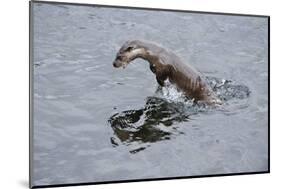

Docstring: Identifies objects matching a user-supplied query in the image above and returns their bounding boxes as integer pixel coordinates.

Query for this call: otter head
[113,40,146,69]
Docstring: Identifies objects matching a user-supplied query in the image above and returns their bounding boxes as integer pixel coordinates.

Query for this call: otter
[113,40,221,105]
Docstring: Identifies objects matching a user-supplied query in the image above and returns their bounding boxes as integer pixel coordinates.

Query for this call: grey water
[31,2,269,186]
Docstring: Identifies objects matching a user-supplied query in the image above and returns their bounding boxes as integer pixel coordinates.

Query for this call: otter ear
[126,46,134,51]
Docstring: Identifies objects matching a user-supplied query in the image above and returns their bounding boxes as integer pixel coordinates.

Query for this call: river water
[31,2,269,186]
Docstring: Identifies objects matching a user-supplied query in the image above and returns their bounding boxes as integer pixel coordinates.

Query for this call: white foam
[161,85,184,101]
[155,81,193,105]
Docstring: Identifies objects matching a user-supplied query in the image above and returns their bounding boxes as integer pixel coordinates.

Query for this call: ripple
[34,93,71,100]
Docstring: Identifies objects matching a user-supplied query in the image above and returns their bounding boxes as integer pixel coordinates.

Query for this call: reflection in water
[108,97,191,147]
[108,77,251,153]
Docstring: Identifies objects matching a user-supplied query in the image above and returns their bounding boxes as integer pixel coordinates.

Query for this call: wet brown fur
[113,40,221,105]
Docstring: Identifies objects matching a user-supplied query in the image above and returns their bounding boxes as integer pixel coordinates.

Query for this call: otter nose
[113,62,118,67]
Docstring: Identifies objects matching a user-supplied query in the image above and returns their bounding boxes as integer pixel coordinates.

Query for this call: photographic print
[30,1,269,188]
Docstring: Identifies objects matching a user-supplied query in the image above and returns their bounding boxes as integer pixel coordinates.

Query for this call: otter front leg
[156,74,167,86]
[150,64,156,73]
[156,76,164,86]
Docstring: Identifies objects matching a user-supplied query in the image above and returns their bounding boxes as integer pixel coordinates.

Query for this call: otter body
[113,40,221,105]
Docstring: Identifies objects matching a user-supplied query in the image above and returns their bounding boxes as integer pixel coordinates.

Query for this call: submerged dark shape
[108,97,191,147]
[113,40,222,105]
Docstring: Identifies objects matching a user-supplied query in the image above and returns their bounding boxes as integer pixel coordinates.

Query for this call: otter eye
[126,46,134,51]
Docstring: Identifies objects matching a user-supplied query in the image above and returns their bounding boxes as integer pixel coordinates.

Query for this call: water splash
[207,76,251,101]
[108,76,251,153]
[156,82,186,102]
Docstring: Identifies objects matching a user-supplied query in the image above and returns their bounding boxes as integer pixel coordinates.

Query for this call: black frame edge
[267,16,270,173]
[29,1,34,188]
[32,0,270,18]
[31,171,269,189]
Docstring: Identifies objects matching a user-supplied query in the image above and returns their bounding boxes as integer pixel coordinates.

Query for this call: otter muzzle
[113,60,128,69]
